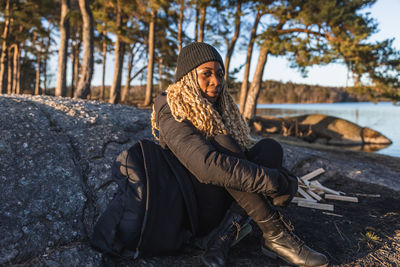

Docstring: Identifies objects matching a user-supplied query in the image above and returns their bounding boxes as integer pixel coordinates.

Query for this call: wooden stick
[298,183,309,189]
[308,180,328,195]
[312,180,346,195]
[322,212,343,217]
[333,221,346,241]
[297,177,309,188]
[297,188,315,201]
[325,194,358,203]
[312,180,322,186]
[291,197,316,203]
[314,189,325,196]
[300,168,325,182]
[355,193,381,198]
[310,182,341,196]
[307,189,322,201]
[298,201,334,211]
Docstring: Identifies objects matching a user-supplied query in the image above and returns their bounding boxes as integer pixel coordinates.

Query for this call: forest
[228,80,374,103]
[1,0,400,120]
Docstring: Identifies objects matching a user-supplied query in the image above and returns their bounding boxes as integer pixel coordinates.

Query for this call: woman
[151,42,329,267]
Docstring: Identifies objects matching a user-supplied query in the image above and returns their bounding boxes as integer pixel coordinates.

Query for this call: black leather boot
[201,209,251,267]
[259,212,328,267]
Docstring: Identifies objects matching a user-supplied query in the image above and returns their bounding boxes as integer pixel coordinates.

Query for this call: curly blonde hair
[151,69,254,150]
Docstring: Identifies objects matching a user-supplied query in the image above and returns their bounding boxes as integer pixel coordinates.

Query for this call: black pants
[191,135,283,235]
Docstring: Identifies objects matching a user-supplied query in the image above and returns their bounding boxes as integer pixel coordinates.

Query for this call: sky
[62,0,400,88]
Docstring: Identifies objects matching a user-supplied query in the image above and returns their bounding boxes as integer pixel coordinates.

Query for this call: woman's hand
[269,167,299,207]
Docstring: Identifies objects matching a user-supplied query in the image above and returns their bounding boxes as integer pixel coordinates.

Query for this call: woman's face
[196,61,224,103]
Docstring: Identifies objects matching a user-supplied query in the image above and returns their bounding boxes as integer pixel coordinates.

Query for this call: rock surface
[1,94,399,266]
[0,95,151,266]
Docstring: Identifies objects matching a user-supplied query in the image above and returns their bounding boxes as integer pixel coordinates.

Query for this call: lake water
[256,102,400,158]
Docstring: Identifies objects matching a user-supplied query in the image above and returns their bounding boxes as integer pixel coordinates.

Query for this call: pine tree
[92,0,111,100]
[223,0,242,83]
[239,3,265,113]
[0,0,11,94]
[108,0,126,104]
[143,6,156,106]
[74,0,94,99]
[68,7,83,97]
[55,0,70,97]
[177,0,184,52]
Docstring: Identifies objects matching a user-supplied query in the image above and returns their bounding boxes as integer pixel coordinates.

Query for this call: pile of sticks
[291,168,360,215]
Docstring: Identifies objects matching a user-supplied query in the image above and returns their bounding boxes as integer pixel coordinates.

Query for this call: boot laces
[279,213,304,247]
[220,217,242,242]
[233,221,241,241]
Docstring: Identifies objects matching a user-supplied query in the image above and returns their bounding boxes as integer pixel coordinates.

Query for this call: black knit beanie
[174,42,224,82]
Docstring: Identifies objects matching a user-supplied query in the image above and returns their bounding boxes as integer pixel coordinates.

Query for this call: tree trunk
[242,44,269,121]
[239,10,262,114]
[7,46,13,94]
[121,46,135,103]
[144,8,156,106]
[0,0,11,94]
[43,35,51,95]
[198,5,206,42]
[224,0,241,82]
[177,0,184,52]
[70,41,81,97]
[100,30,107,101]
[34,48,41,95]
[194,5,199,41]
[15,43,22,94]
[55,0,70,97]
[109,0,125,104]
[0,49,8,94]
[13,25,23,94]
[34,32,41,95]
[158,57,163,91]
[70,47,75,97]
[74,0,94,99]
[109,38,125,104]
[12,44,20,94]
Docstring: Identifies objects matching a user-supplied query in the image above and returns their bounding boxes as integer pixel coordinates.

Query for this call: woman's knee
[246,138,283,168]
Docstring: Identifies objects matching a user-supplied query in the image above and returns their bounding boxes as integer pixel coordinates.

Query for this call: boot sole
[261,246,328,267]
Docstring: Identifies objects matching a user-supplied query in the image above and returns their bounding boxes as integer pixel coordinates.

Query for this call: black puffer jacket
[154,93,282,196]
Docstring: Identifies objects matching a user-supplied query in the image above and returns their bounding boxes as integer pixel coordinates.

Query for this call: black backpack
[90,139,198,258]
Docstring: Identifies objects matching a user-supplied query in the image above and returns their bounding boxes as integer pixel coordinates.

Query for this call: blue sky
[76,0,400,88]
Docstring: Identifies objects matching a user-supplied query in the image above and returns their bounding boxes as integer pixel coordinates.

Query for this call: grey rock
[0,95,151,265]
